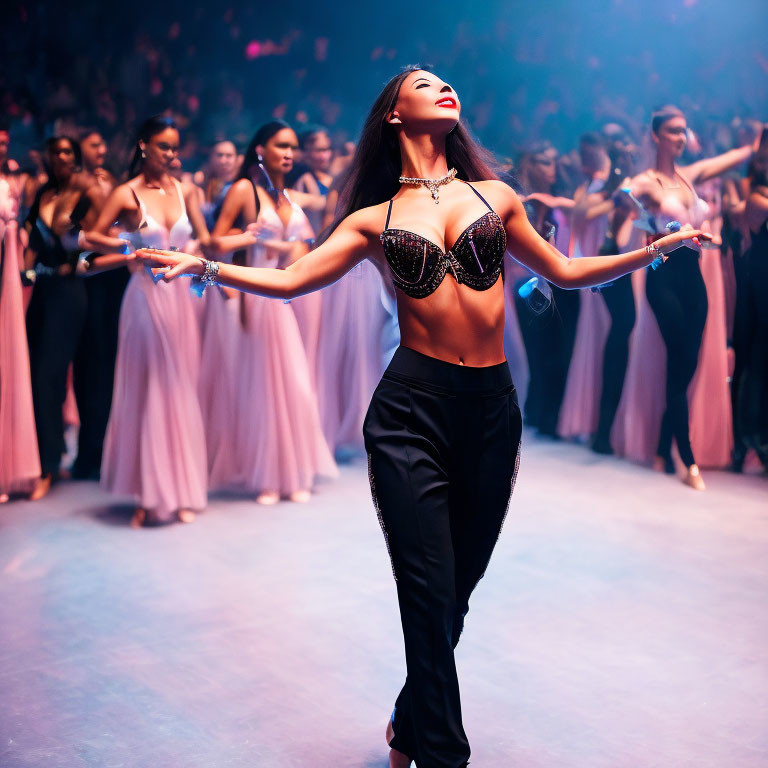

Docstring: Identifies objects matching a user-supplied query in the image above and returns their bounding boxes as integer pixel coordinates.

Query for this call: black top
[379,181,507,299]
[25,186,89,271]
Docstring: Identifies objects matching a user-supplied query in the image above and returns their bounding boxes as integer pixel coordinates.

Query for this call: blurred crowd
[1,0,766,514]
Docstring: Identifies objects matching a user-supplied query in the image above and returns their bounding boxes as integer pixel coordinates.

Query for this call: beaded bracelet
[190,258,221,296]
[647,242,668,271]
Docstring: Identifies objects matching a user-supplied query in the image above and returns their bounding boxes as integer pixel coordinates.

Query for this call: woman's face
[47,139,77,180]
[390,70,461,132]
[141,127,180,173]
[258,128,298,177]
[528,150,557,188]
[305,132,332,173]
[653,116,687,158]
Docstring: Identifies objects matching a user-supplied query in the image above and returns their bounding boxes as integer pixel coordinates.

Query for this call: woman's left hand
[136,248,204,281]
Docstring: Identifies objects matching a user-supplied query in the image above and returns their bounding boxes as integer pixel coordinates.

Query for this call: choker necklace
[398,168,457,204]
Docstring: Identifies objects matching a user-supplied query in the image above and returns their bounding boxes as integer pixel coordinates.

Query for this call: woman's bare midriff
[395,276,507,367]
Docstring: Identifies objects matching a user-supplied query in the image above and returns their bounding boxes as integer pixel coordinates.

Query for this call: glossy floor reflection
[1,434,766,767]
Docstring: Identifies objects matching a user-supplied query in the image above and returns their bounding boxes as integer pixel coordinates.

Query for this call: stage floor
[1,434,766,767]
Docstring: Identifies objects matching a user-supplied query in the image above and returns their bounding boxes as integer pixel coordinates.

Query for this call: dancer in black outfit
[514,144,578,436]
[630,106,758,490]
[590,143,638,454]
[23,137,98,499]
[140,67,708,768]
[737,145,768,466]
[71,130,128,480]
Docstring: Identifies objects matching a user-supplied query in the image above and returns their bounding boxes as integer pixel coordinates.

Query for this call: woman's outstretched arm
[497,183,711,289]
[138,208,374,299]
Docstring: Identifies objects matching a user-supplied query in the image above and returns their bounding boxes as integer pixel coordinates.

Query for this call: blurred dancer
[23,137,97,499]
[78,128,116,195]
[70,129,128,480]
[623,107,756,489]
[515,143,578,436]
[0,143,39,502]
[207,120,336,504]
[85,116,207,525]
[199,140,239,230]
[736,141,768,466]
[557,133,613,440]
[292,126,334,234]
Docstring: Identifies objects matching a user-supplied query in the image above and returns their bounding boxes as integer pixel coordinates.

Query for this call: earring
[141,151,146,158]
[257,154,263,163]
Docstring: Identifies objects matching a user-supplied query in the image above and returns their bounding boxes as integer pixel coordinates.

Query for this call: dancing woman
[205,120,336,504]
[23,137,98,500]
[85,116,208,526]
[628,106,757,489]
[141,68,709,768]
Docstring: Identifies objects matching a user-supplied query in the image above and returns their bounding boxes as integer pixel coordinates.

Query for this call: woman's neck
[143,168,170,188]
[398,132,449,180]
[528,178,552,194]
[655,151,676,178]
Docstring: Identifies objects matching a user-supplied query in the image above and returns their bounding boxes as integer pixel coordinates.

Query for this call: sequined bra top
[379,181,507,299]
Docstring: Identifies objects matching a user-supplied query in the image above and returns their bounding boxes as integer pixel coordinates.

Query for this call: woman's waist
[384,345,513,395]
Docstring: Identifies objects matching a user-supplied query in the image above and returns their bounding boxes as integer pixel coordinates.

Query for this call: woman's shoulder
[342,200,392,236]
[469,179,521,215]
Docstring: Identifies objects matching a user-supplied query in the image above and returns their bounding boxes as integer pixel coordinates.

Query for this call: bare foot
[0,493,9,504]
[256,491,280,506]
[389,748,412,768]
[29,475,52,502]
[288,489,311,503]
[177,508,196,523]
[130,507,147,528]
[682,464,706,491]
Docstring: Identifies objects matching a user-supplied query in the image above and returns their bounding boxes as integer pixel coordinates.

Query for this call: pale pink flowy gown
[557,211,611,439]
[315,260,389,455]
[101,181,207,520]
[233,197,337,495]
[0,193,41,494]
[688,216,733,467]
[197,280,241,490]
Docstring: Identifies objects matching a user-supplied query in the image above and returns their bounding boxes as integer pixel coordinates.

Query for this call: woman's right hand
[654,226,713,255]
[136,248,205,281]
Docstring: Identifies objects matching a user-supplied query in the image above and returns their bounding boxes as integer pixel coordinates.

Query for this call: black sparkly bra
[379,181,507,299]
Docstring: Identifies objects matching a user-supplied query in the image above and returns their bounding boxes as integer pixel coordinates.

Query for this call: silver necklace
[398,167,457,204]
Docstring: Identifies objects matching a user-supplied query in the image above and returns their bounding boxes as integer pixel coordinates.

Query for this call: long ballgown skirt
[234,286,337,495]
[315,262,388,455]
[0,220,41,493]
[101,269,207,519]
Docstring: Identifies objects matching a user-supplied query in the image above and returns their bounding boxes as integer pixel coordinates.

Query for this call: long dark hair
[238,120,293,202]
[318,65,497,243]
[128,115,178,178]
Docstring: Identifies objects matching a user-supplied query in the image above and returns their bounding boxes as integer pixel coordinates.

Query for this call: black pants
[73,268,129,477]
[515,282,579,435]
[26,275,88,476]
[594,274,636,447]
[734,243,768,460]
[363,347,523,768]
[645,248,708,468]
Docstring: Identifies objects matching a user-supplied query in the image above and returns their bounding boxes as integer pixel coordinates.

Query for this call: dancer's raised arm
[681,133,759,185]
[139,207,375,299]
[495,182,711,289]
